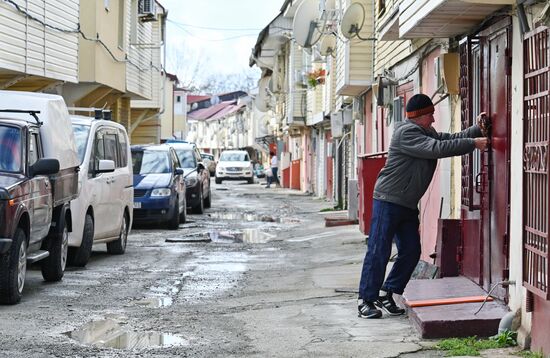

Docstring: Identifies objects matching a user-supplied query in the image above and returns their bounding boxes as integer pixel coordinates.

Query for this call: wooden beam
[76,86,114,108]
[0,75,31,90]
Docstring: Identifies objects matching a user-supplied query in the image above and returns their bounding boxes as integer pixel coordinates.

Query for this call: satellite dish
[254,76,270,112]
[340,2,365,39]
[319,34,336,56]
[292,0,324,48]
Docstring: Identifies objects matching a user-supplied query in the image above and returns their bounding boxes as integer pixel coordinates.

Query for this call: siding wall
[374,0,428,75]
[335,0,375,96]
[126,0,154,100]
[0,0,79,82]
[287,42,305,122]
[132,13,162,108]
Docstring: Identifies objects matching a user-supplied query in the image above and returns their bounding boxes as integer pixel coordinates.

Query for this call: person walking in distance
[265,151,279,188]
[357,94,489,319]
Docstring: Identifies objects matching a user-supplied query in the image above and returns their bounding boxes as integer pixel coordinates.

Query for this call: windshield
[132,150,171,174]
[71,123,91,164]
[201,154,213,161]
[175,149,196,168]
[220,152,246,162]
[0,125,22,172]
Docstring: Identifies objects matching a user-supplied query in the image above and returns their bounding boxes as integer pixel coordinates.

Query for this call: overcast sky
[160,0,284,86]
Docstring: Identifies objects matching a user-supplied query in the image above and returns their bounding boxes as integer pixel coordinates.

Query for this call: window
[103,133,119,164]
[89,133,105,177]
[118,129,128,167]
[0,125,22,172]
[132,150,170,174]
[71,124,91,164]
[176,95,181,103]
[28,132,39,166]
[175,149,196,168]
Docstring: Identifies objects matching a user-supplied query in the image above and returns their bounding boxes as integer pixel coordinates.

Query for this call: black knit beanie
[406,94,434,119]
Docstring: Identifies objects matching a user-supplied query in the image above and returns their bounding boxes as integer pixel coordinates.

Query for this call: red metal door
[460,19,511,299]
[485,24,511,298]
[460,36,483,285]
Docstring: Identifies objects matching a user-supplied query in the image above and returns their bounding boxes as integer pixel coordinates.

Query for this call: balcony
[399,0,514,39]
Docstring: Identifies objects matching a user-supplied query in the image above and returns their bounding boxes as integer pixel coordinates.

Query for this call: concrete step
[397,277,509,339]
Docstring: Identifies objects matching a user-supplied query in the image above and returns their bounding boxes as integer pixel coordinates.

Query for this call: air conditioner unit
[138,0,156,18]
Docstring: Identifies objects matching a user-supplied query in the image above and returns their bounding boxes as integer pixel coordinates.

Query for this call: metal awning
[398,0,514,39]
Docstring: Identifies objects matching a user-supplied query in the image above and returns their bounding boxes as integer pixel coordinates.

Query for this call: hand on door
[476,112,490,136]
[474,137,489,150]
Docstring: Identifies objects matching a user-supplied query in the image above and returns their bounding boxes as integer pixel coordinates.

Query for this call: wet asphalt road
[0,180,358,357]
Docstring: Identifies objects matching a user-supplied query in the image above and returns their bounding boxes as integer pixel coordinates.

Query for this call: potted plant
[307,68,326,88]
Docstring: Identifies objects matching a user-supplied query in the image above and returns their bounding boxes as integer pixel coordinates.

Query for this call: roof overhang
[378,7,400,41]
[250,15,292,69]
[398,0,514,39]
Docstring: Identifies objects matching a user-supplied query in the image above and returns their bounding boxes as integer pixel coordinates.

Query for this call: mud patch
[65,319,186,349]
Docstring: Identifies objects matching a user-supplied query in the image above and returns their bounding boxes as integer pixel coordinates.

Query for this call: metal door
[460,18,511,299]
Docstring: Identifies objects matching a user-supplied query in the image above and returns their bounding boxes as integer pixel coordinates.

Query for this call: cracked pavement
[0,180,438,357]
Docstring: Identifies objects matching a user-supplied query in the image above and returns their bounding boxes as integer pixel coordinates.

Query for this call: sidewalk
[222,185,521,357]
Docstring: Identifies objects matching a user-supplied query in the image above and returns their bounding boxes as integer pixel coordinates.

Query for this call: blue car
[131,144,186,229]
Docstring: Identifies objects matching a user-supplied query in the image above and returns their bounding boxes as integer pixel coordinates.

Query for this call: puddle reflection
[65,319,187,349]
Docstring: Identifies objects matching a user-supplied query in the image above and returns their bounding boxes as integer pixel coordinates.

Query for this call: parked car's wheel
[41,208,69,282]
[0,228,27,304]
[215,177,222,184]
[68,213,94,267]
[107,212,128,255]
[167,198,180,230]
[204,187,211,208]
[247,177,254,184]
[193,189,204,214]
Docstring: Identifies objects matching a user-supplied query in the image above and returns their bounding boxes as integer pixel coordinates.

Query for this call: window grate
[523,26,550,300]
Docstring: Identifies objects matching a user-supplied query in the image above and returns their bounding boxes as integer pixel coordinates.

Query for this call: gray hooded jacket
[373,119,482,209]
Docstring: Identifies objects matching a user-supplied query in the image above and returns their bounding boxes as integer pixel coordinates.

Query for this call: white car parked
[215,150,254,184]
[68,113,133,267]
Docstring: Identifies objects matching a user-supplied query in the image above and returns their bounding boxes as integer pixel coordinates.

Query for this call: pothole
[64,319,187,349]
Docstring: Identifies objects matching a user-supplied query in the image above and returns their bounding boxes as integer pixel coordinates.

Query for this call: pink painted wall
[419,47,443,263]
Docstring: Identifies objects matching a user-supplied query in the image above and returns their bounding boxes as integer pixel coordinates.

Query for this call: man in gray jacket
[358,93,489,319]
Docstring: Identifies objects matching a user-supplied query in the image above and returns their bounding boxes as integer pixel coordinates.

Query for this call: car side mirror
[96,159,115,173]
[175,167,184,175]
[30,158,60,177]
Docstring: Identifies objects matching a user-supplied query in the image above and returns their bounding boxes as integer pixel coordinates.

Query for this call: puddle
[150,280,181,295]
[65,319,187,349]
[166,233,211,243]
[208,229,275,243]
[239,229,276,243]
[134,297,173,307]
[208,212,300,224]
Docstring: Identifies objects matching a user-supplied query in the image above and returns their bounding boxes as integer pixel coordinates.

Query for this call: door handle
[475,172,482,194]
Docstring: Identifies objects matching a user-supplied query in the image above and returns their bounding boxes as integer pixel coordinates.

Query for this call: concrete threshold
[397,276,509,339]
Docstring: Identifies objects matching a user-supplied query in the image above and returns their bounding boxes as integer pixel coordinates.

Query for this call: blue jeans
[267,167,279,186]
[358,199,421,301]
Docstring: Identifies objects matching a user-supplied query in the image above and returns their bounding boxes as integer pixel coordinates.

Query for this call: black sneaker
[375,291,405,316]
[358,301,382,319]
